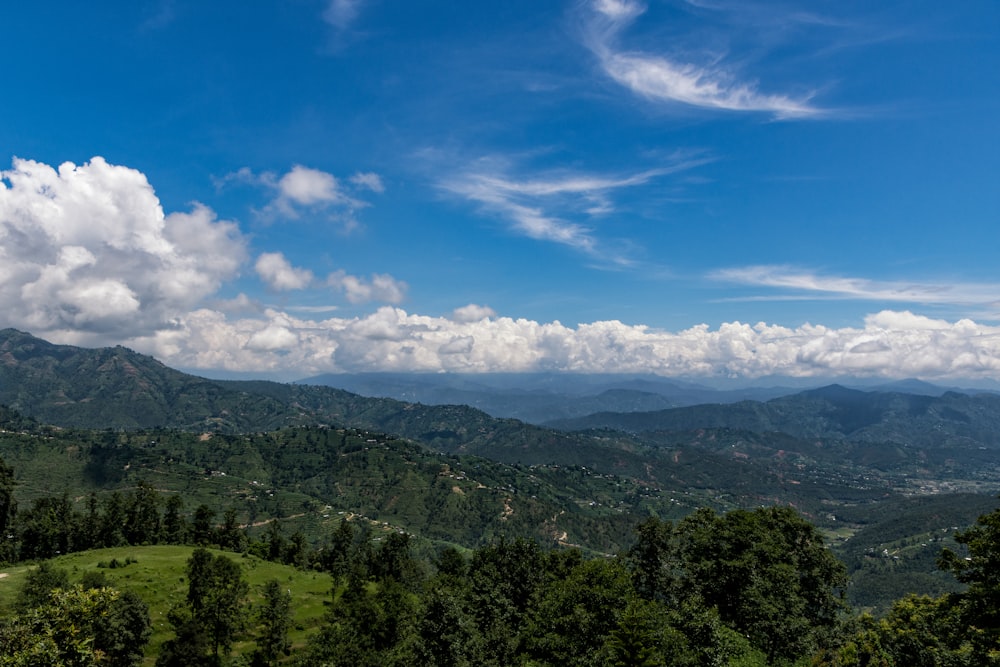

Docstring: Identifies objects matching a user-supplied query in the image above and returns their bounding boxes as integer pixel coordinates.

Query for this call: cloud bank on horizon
[1,1,998,382]
[2,155,999,382]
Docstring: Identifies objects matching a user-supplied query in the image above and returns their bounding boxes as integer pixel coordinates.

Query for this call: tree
[17,493,76,560]
[298,573,416,667]
[938,504,1000,661]
[371,532,419,585]
[603,598,665,667]
[284,529,308,568]
[1,585,149,667]
[184,548,249,660]
[93,589,152,667]
[125,480,161,545]
[156,606,213,667]
[162,494,187,544]
[412,585,480,667]
[625,516,677,604]
[675,506,847,663]
[15,561,70,612]
[522,557,633,666]
[321,517,355,578]
[191,505,216,546]
[217,507,245,552]
[0,456,17,564]
[468,537,545,665]
[265,519,286,562]
[100,491,127,548]
[252,579,293,667]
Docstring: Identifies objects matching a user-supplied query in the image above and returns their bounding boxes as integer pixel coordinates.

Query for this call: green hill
[0,544,332,665]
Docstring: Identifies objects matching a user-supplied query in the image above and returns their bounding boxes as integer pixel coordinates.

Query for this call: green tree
[125,481,161,545]
[297,573,417,667]
[100,491,127,548]
[162,494,187,544]
[603,598,665,667]
[17,493,76,560]
[675,506,847,663]
[0,456,17,564]
[156,606,213,667]
[321,517,355,578]
[0,585,149,667]
[938,504,1000,662]
[522,557,633,666]
[252,579,293,667]
[184,548,250,660]
[15,561,70,612]
[626,516,678,604]
[217,507,245,552]
[468,537,545,665]
[412,585,480,667]
[191,505,216,547]
[93,589,152,667]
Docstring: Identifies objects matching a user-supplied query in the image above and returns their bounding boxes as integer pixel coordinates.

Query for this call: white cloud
[441,158,706,264]
[279,165,341,206]
[323,0,364,30]
[594,0,646,24]
[255,252,315,291]
[222,164,382,229]
[350,172,385,193]
[583,0,822,118]
[711,265,1000,306]
[135,306,1000,382]
[247,324,300,351]
[0,156,246,339]
[327,270,408,304]
[452,304,497,322]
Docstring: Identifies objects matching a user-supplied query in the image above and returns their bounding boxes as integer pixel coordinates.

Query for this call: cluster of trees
[292,506,847,666]
[0,563,151,666]
[0,464,312,567]
[156,549,293,667]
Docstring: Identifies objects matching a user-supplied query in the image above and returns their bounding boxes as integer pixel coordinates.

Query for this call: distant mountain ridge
[548,383,1000,449]
[297,371,803,423]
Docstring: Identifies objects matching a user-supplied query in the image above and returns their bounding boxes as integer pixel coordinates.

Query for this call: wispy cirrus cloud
[323,0,366,30]
[582,0,823,119]
[440,154,710,265]
[711,265,1000,307]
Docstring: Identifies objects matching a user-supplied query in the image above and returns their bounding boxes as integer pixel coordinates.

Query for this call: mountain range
[3,327,1000,609]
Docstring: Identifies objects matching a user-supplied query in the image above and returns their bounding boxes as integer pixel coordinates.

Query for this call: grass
[0,545,334,665]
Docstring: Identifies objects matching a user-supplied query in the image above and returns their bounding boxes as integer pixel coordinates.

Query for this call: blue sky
[1,0,999,382]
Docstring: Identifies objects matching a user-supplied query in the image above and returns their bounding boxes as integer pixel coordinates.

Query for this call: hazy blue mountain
[549,383,1000,450]
[297,371,800,423]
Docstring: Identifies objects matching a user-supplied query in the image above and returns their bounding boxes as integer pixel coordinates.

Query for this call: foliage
[0,584,150,667]
[251,579,292,667]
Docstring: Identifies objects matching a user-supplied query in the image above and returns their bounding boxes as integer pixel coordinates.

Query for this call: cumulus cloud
[255,252,315,291]
[221,164,382,229]
[279,165,341,206]
[136,307,1000,382]
[582,0,822,118]
[0,156,246,340]
[452,304,497,322]
[327,270,408,304]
